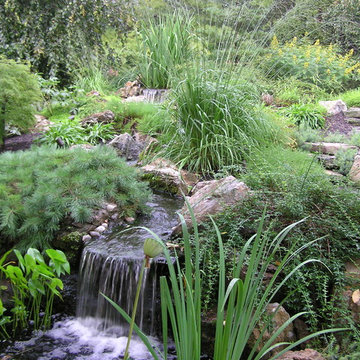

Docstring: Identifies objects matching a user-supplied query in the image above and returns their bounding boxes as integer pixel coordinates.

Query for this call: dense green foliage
[282,104,326,129]
[0,57,41,148]
[197,147,360,340]
[139,14,193,88]
[0,0,132,84]
[38,120,115,147]
[0,146,150,250]
[0,248,69,337]
[153,74,285,173]
[106,207,343,360]
[265,36,360,92]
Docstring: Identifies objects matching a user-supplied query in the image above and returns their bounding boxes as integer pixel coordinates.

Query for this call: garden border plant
[104,204,347,359]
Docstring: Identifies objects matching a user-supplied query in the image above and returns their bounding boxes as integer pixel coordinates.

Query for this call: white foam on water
[34,317,157,360]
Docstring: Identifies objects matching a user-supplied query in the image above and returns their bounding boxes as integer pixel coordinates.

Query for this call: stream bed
[0,192,182,360]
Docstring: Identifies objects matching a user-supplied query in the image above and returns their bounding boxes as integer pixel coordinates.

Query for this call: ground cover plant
[0,146,150,251]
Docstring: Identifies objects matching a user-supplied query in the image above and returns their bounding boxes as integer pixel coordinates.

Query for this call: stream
[1,192,183,360]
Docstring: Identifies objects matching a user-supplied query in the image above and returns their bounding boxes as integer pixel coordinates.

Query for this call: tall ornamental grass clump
[139,14,193,89]
[264,36,360,92]
[0,146,150,250]
[157,72,285,174]
[105,206,345,360]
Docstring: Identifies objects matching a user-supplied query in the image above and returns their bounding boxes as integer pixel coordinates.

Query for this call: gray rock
[141,158,199,195]
[32,114,54,133]
[111,213,119,220]
[82,235,91,242]
[101,223,108,229]
[346,117,360,125]
[172,176,250,234]
[69,144,94,151]
[125,216,135,224]
[345,107,360,118]
[305,142,358,155]
[89,231,101,238]
[91,209,109,226]
[277,349,325,360]
[324,170,344,177]
[108,133,144,160]
[319,100,347,115]
[249,303,296,358]
[81,110,115,126]
[349,153,360,183]
[95,225,106,233]
[106,204,117,212]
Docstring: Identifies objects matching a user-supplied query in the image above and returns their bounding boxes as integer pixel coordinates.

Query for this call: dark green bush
[0,0,132,84]
[0,146,150,250]
[0,56,42,148]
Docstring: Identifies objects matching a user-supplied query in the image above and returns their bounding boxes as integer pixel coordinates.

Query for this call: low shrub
[0,146,150,250]
[272,77,327,105]
[282,103,326,129]
[264,36,360,92]
[337,88,360,108]
[334,148,358,175]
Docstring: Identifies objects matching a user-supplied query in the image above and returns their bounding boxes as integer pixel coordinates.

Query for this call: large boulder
[80,110,115,127]
[249,303,296,358]
[277,349,325,360]
[172,176,250,234]
[349,152,360,183]
[108,133,145,161]
[141,158,199,195]
[319,100,347,115]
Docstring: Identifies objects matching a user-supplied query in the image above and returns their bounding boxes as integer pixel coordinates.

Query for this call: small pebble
[95,225,106,233]
[125,217,135,224]
[106,204,117,212]
[111,213,119,220]
[82,235,91,242]
[89,231,101,238]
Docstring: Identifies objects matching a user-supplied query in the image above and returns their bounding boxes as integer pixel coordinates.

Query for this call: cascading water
[143,89,169,103]
[1,192,182,360]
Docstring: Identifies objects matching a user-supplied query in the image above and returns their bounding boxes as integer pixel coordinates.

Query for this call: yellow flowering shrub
[265,35,360,92]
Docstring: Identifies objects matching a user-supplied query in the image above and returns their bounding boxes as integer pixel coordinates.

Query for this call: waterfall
[143,89,169,103]
[1,192,182,359]
[77,248,164,336]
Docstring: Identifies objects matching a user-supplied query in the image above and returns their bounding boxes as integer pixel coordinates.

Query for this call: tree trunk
[0,102,6,152]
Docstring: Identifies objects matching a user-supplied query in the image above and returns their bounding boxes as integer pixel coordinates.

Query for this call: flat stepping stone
[345,108,360,118]
[304,142,358,155]
[346,117,360,125]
